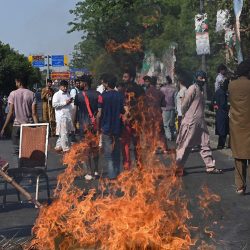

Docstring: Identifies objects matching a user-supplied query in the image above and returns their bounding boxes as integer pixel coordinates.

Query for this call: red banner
[51,72,70,80]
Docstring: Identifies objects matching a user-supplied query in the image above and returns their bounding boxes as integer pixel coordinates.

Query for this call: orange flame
[28,95,218,249]
[105,37,142,53]
[197,186,221,218]
[204,227,216,239]
[197,241,216,250]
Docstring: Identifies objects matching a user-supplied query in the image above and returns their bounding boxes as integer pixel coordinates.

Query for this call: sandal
[236,187,246,195]
[206,167,223,174]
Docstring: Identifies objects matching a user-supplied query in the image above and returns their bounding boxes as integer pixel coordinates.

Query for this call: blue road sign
[32,60,45,68]
[52,55,64,67]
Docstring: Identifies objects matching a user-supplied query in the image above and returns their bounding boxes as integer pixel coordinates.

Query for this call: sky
[0,0,82,57]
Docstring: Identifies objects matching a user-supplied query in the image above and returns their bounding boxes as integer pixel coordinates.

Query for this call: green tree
[70,35,104,69]
[69,0,250,94]
[69,0,186,76]
[217,0,250,57]
[0,42,41,95]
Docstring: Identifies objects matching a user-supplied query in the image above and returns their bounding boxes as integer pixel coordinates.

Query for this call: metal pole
[200,0,204,13]
[200,0,207,99]
[200,0,206,72]
[46,55,50,81]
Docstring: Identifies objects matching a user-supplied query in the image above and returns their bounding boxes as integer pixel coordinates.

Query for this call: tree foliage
[69,0,250,92]
[0,42,41,95]
[217,0,250,56]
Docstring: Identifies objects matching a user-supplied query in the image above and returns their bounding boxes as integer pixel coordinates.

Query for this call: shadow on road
[0,225,33,239]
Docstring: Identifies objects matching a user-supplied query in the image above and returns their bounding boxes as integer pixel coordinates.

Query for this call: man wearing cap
[176,71,222,175]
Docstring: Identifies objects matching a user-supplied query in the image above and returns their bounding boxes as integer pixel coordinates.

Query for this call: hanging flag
[233,0,244,63]
[225,29,236,48]
[216,10,230,32]
[195,13,210,55]
[234,0,243,17]
[224,28,237,62]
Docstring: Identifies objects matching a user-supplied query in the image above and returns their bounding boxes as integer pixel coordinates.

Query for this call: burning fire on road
[28,97,220,250]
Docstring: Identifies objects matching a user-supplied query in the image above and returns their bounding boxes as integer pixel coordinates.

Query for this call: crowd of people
[1,59,250,194]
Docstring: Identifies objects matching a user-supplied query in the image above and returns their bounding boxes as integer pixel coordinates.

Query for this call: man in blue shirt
[97,74,125,179]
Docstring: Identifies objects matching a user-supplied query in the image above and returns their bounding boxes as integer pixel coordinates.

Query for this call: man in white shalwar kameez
[52,80,74,152]
[176,71,222,175]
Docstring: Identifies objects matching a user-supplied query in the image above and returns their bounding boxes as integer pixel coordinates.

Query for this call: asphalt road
[0,132,249,249]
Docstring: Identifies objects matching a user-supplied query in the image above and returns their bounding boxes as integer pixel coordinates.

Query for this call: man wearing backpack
[160,76,177,142]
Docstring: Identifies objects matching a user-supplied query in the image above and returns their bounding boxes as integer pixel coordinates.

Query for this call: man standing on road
[70,78,80,100]
[97,73,109,94]
[228,59,250,195]
[176,78,187,132]
[215,64,227,92]
[0,74,38,167]
[74,75,101,180]
[121,69,144,170]
[41,79,54,122]
[176,71,222,175]
[214,79,229,149]
[70,78,80,142]
[97,74,125,179]
[144,76,166,152]
[161,76,176,142]
[52,80,74,153]
[41,79,55,135]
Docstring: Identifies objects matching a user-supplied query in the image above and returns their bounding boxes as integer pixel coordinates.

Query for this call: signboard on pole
[195,13,210,55]
[64,55,69,66]
[216,10,230,32]
[28,56,33,63]
[52,55,67,67]
[70,68,89,79]
[30,55,45,68]
[51,72,70,80]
